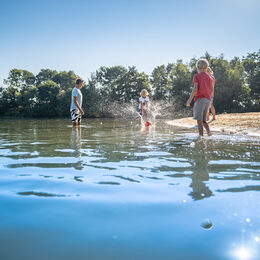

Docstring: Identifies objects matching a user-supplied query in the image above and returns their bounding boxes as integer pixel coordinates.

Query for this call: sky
[0,0,260,84]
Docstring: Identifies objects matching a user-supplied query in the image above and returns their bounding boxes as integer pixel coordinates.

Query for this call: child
[206,67,216,121]
[139,89,149,123]
[186,59,214,136]
[70,78,84,127]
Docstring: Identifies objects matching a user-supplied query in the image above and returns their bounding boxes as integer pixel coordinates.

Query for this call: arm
[186,83,198,107]
[211,79,215,97]
[73,96,84,115]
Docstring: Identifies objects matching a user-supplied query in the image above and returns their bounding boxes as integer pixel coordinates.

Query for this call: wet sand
[166,112,260,136]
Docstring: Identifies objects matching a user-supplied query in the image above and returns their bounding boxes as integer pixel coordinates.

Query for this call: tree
[2,69,36,115]
[53,70,78,90]
[111,66,150,102]
[36,69,57,85]
[150,65,169,100]
[243,50,260,111]
[35,80,60,117]
[82,74,102,117]
[168,60,192,105]
[210,56,249,113]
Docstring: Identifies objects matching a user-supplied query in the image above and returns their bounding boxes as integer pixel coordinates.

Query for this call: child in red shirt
[186,59,214,136]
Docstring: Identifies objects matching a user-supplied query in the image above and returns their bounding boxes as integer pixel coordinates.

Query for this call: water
[0,119,260,260]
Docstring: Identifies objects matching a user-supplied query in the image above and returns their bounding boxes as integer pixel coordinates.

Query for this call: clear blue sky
[0,0,260,84]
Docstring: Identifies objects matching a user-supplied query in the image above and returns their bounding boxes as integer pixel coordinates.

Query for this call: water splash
[102,100,182,124]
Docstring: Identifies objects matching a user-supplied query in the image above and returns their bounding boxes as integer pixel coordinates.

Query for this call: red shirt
[192,72,213,102]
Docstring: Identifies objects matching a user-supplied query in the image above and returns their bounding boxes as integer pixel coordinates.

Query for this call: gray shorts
[193,98,210,122]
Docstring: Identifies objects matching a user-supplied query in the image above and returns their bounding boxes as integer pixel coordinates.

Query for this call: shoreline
[166,112,260,137]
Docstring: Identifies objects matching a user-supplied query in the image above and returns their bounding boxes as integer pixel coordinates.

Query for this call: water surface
[0,119,260,260]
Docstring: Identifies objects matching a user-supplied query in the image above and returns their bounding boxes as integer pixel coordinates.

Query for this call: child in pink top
[186,59,214,136]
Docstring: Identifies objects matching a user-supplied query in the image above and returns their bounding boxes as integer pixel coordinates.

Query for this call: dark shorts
[193,98,211,122]
[70,109,82,123]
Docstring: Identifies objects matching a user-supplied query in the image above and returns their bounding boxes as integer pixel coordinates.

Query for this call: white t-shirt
[70,87,82,110]
[139,96,149,110]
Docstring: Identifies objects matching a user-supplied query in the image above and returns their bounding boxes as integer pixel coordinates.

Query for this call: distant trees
[242,50,260,111]
[0,50,259,118]
[0,69,78,117]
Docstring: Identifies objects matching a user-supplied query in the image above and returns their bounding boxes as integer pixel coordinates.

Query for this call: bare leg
[207,100,213,121]
[138,113,143,125]
[144,111,148,122]
[203,121,212,136]
[197,120,204,136]
[211,104,216,120]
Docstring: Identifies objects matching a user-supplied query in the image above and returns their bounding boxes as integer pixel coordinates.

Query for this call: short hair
[196,59,209,70]
[140,89,149,96]
[76,78,83,85]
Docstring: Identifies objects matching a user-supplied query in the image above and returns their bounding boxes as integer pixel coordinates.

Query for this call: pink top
[192,72,213,102]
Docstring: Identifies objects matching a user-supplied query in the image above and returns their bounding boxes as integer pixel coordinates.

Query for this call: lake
[0,119,259,260]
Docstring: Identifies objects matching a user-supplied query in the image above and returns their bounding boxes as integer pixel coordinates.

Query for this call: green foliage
[242,50,260,111]
[0,50,259,118]
[36,69,57,85]
[150,65,169,100]
[168,60,192,105]
[210,56,250,113]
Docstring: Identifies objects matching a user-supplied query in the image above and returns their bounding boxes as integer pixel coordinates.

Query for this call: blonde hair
[140,89,149,96]
[207,67,214,75]
[196,59,209,70]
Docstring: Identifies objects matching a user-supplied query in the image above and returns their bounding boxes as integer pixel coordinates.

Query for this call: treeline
[0,50,259,118]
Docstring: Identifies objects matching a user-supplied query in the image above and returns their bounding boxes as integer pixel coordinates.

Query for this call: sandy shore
[166,112,260,136]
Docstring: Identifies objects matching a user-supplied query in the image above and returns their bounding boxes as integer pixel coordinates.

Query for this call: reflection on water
[0,119,260,260]
[17,191,69,197]
[189,140,212,200]
[70,126,82,158]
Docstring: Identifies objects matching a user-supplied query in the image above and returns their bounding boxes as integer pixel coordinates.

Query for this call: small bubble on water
[200,219,213,230]
[255,236,259,242]
[233,212,238,217]
[183,199,186,203]
[246,218,250,223]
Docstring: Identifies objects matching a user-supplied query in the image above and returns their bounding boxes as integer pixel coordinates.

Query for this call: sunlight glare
[233,247,252,260]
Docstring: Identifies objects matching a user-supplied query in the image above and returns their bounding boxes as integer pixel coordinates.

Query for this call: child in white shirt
[139,89,149,122]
